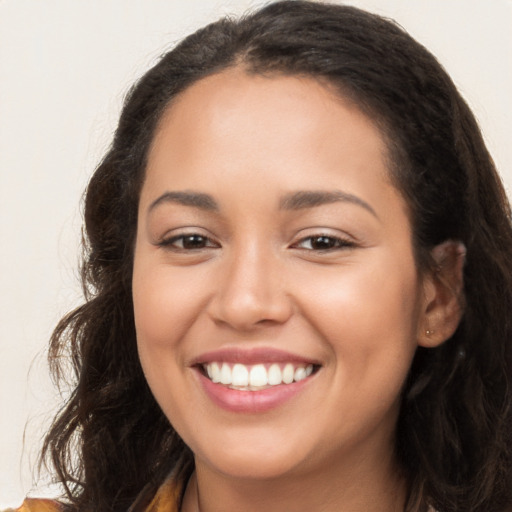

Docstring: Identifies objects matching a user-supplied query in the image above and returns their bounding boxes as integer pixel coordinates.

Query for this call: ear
[417,240,466,348]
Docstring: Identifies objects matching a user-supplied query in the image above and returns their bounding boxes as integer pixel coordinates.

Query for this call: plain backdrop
[1,0,511,507]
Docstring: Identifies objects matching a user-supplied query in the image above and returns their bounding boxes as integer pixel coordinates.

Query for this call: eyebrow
[148,189,377,218]
[279,190,378,218]
[149,191,219,212]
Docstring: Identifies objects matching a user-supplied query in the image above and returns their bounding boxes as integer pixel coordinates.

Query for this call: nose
[207,242,293,331]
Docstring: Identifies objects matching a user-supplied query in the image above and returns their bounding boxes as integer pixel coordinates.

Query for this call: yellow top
[9,480,442,511]
[12,476,181,512]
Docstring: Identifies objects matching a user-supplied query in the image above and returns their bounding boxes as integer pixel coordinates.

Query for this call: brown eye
[310,236,338,250]
[293,235,354,251]
[181,234,209,249]
[160,233,219,250]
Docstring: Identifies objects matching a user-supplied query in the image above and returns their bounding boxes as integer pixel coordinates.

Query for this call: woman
[15,1,512,511]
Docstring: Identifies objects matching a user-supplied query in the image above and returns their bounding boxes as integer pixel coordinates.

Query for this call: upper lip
[190,347,321,366]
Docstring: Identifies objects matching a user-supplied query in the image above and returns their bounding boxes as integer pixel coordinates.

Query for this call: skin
[132,68,460,512]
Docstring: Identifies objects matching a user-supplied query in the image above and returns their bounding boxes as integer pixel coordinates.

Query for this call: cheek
[132,258,208,349]
[298,255,421,375]
[306,263,421,435]
[132,254,216,421]
[132,259,201,420]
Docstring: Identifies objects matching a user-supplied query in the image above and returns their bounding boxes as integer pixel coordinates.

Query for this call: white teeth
[203,362,314,389]
[282,363,295,384]
[294,367,307,382]
[249,364,268,387]
[210,362,221,383]
[220,363,231,385]
[267,364,282,385]
[232,363,249,386]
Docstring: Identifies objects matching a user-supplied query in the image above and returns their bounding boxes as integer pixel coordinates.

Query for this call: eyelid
[290,231,357,251]
[156,228,221,251]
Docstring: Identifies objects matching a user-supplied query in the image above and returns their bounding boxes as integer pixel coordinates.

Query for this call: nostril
[208,293,293,330]
[206,254,294,329]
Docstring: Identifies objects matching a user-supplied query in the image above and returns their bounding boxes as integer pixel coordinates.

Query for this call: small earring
[426,329,434,336]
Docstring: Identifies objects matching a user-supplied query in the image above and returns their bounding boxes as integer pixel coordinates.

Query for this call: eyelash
[159,233,219,251]
[291,234,355,252]
[159,233,355,252]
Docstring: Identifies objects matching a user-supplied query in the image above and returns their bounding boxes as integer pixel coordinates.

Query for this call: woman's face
[133,69,431,481]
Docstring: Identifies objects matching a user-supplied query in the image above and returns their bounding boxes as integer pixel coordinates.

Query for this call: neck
[181,444,407,512]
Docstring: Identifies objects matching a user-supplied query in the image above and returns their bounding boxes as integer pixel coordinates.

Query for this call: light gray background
[1,0,511,506]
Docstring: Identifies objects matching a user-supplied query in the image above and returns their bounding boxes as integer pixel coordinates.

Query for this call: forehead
[147,68,391,184]
[140,68,413,257]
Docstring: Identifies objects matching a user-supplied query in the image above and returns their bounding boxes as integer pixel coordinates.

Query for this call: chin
[191,431,313,481]
[201,453,303,481]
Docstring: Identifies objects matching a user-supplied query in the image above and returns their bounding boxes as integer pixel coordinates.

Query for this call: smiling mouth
[201,362,318,391]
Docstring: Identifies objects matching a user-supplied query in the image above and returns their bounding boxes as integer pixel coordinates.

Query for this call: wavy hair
[41,2,512,511]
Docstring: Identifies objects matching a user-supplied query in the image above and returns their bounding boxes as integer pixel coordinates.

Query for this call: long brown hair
[42,2,512,510]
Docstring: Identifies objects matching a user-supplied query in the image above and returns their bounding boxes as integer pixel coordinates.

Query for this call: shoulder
[8,474,182,512]
[143,475,182,512]
[6,498,61,512]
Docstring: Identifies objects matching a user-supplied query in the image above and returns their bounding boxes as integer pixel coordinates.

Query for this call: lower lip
[197,370,314,413]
